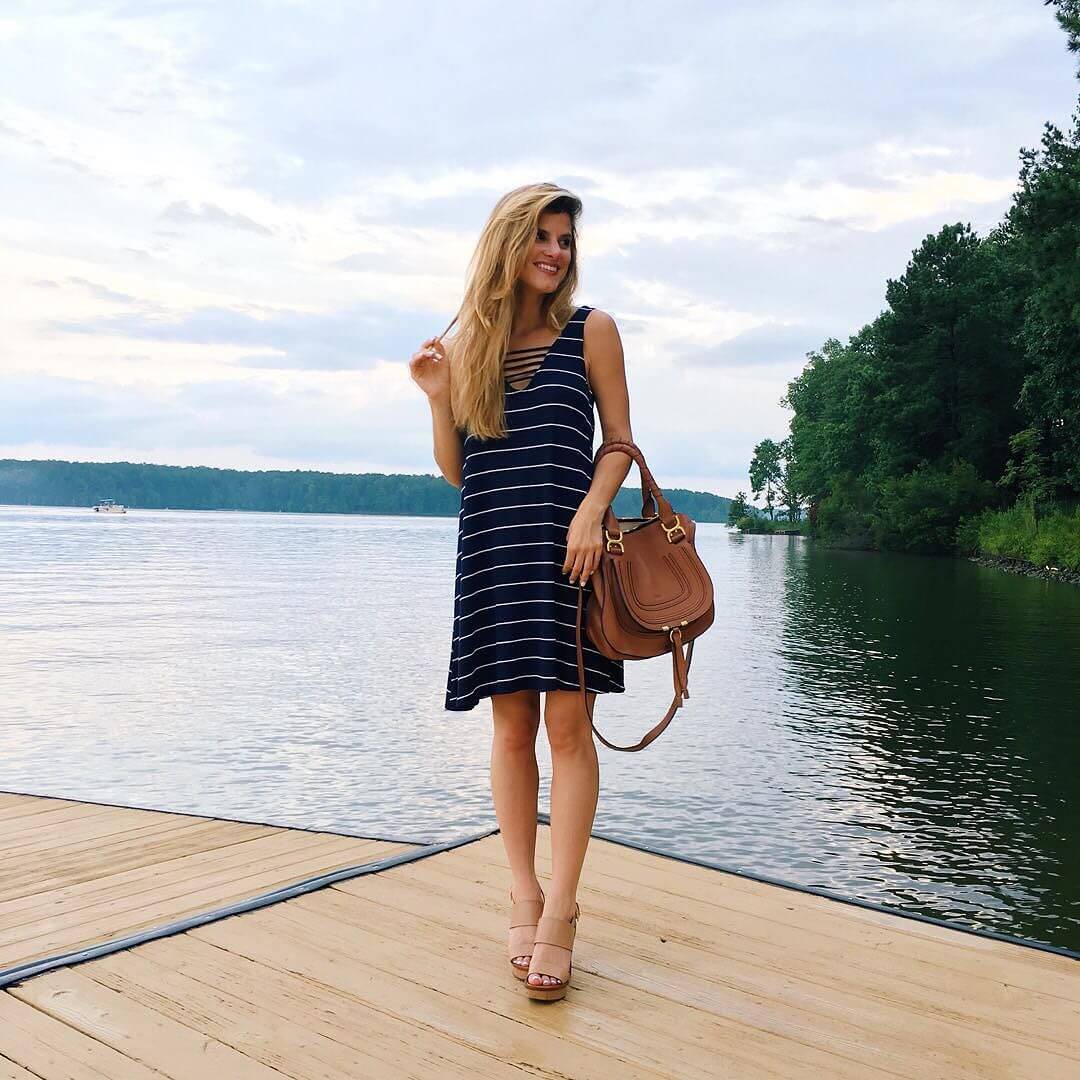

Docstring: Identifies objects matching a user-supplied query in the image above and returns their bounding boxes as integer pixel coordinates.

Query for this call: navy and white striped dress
[444,303,625,711]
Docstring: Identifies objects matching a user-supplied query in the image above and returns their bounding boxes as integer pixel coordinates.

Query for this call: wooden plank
[456,837,1080,998]
[0,835,408,969]
[129,933,548,1079]
[88,947,511,1080]
[4,818,237,875]
[0,821,265,903]
[0,795,419,973]
[0,793,34,808]
[0,821,251,914]
[10,970,287,1079]
[0,798,78,822]
[0,834,398,930]
[0,991,166,1079]
[191,907,685,1080]
[1,832,330,955]
[353,854,1077,1077]
[3,820,291,889]
[249,897,847,1079]
[525,830,1078,973]
[1,814,192,860]
[0,1056,39,1080]
[0,804,127,847]
[441,846,1080,1052]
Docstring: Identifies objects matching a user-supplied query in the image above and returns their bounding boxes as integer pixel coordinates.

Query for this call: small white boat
[92,499,127,514]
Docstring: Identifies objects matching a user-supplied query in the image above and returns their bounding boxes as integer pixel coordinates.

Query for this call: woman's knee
[492,690,541,752]
[543,690,595,754]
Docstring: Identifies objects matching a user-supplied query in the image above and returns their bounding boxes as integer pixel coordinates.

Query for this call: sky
[2,1,1077,502]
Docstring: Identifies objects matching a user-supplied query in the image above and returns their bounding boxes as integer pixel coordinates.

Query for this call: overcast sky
[2,1,1076,501]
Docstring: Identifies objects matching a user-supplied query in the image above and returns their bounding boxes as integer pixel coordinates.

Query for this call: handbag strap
[575,584,694,752]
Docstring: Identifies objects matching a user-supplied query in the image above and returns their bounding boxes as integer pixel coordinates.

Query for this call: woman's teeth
[536,262,558,274]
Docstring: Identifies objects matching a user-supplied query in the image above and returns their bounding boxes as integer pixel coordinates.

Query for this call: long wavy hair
[444,182,582,442]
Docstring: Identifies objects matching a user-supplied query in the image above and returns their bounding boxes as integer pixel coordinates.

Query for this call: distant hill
[0,458,737,523]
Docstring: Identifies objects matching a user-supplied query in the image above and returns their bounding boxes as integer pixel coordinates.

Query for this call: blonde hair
[443,182,582,441]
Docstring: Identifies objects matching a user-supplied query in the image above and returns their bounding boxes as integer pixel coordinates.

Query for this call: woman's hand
[563,504,604,586]
[409,337,451,402]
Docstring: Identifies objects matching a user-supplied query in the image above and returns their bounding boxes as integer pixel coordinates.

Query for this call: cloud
[48,301,435,371]
[67,276,140,304]
[690,323,829,370]
[160,199,275,236]
[0,367,436,470]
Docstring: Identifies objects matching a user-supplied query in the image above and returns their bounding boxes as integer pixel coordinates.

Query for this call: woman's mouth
[534,261,560,276]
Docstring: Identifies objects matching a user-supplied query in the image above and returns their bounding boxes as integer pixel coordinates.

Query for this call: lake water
[1,505,1077,952]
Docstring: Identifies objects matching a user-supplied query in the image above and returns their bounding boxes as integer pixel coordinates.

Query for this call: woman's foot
[508,882,545,976]
[526,899,580,999]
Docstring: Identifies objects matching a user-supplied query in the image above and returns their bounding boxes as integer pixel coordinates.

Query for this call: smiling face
[519,209,573,294]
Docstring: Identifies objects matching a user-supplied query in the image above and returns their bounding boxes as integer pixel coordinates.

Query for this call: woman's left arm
[563,309,634,585]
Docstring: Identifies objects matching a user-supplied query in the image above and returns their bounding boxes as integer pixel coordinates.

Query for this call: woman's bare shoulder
[583,306,618,331]
[582,307,623,352]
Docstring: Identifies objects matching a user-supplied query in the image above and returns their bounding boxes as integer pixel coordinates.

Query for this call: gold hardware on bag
[662,514,686,542]
[604,527,624,553]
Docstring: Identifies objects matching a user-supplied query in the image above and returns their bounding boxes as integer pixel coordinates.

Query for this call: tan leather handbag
[575,440,715,752]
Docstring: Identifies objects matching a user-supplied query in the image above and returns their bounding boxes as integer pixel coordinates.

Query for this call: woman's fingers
[413,337,445,361]
[564,542,605,583]
[565,553,588,584]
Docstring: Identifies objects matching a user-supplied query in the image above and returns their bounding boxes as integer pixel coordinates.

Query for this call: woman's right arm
[429,392,464,489]
[411,335,464,488]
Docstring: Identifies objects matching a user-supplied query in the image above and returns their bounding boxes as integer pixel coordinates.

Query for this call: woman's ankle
[511,874,544,900]
[541,893,578,920]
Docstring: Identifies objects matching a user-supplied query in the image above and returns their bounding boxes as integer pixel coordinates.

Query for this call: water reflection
[779,543,1080,948]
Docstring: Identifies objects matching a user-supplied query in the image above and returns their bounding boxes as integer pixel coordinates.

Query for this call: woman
[409,182,634,1001]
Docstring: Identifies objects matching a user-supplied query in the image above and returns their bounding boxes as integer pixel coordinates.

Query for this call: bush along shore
[734,11,1080,586]
[966,553,1080,586]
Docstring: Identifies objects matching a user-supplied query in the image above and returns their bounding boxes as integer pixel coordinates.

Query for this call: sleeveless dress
[444,303,625,711]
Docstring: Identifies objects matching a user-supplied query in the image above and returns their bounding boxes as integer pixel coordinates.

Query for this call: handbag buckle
[662,514,686,542]
[604,527,624,553]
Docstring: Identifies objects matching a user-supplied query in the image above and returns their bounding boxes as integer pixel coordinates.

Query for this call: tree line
[0,458,736,524]
[731,2,1080,570]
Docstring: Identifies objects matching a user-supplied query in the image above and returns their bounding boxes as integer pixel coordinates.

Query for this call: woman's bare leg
[490,688,544,967]
[528,687,598,988]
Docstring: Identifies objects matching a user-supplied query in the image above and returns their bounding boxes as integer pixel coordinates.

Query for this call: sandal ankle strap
[509,897,545,928]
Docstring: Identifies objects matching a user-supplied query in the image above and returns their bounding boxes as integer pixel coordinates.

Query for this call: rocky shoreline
[967,553,1080,586]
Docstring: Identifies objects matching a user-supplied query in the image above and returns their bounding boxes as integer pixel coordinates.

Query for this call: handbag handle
[594,440,677,525]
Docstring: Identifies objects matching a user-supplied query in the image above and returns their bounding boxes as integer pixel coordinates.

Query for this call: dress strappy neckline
[503,326,571,394]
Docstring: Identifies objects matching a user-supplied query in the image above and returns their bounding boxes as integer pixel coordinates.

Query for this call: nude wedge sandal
[508,887,545,980]
[524,902,579,1001]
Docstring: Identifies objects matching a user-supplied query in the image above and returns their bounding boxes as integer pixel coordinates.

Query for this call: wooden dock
[1,791,1078,1078]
